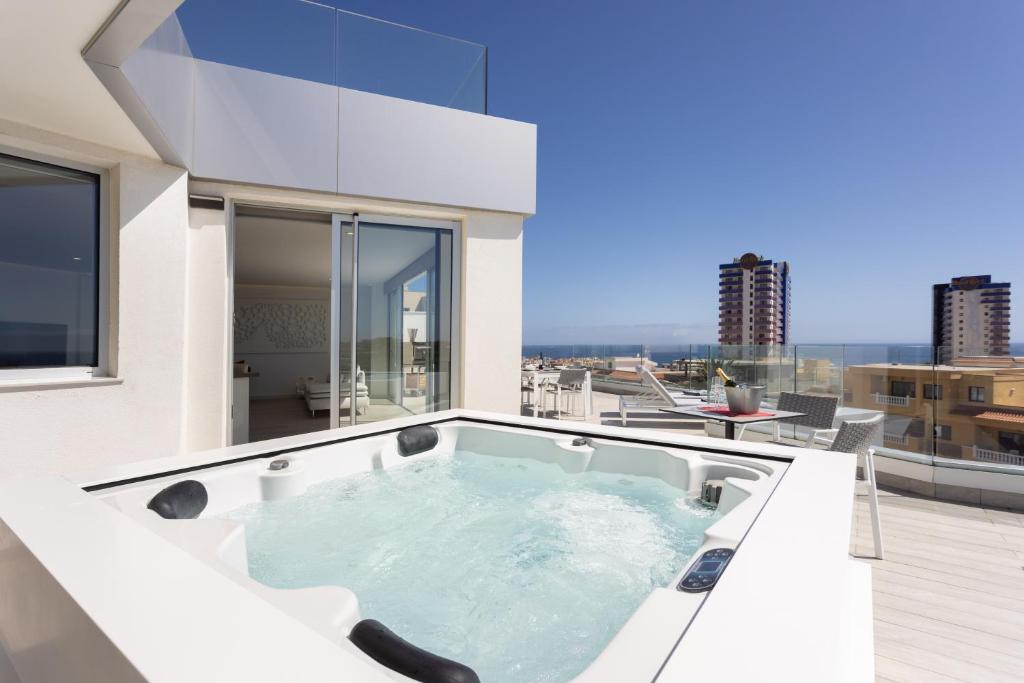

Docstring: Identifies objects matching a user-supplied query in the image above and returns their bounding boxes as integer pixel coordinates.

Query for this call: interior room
[232,205,452,443]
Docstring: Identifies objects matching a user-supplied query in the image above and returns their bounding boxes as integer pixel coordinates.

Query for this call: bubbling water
[223,451,720,682]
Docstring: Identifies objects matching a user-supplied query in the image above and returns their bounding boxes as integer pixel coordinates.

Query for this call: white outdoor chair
[521,374,550,417]
[521,374,537,408]
[544,369,588,419]
[619,366,704,426]
[826,414,885,559]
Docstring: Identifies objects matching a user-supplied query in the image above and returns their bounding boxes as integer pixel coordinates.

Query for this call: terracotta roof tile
[974,410,1024,425]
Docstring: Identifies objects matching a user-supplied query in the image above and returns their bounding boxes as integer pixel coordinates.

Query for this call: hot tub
[0,411,874,683]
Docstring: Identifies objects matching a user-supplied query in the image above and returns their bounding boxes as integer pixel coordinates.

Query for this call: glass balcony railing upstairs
[175,0,487,113]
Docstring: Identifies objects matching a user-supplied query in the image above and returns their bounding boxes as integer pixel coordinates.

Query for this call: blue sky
[199,0,1024,344]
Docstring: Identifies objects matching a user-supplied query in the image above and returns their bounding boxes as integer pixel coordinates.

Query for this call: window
[968,386,985,402]
[998,431,1024,455]
[0,153,100,374]
[890,380,916,398]
[933,424,951,440]
[923,383,943,400]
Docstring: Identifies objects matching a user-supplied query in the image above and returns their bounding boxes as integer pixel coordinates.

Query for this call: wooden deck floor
[851,486,1024,682]
[573,392,1024,682]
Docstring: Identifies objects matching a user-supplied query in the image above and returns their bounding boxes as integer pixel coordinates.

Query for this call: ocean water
[523,343,1024,367]
[222,451,719,682]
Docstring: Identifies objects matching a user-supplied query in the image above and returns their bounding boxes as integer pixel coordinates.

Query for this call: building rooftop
[847,362,1024,373]
[971,409,1024,425]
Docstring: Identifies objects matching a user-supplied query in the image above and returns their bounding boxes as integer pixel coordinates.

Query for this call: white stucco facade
[0,126,191,475]
[0,1,534,475]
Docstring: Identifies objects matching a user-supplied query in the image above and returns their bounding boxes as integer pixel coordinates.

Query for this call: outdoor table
[660,405,806,440]
[521,369,592,419]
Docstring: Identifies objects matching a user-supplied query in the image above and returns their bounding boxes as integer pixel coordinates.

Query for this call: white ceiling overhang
[0,0,167,159]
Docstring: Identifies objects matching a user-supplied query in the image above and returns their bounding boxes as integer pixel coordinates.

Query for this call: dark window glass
[998,431,1024,455]
[923,383,943,400]
[933,424,951,440]
[969,386,985,402]
[890,380,916,398]
[0,154,99,368]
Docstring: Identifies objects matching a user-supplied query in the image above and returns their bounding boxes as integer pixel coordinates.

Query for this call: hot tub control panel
[677,548,734,592]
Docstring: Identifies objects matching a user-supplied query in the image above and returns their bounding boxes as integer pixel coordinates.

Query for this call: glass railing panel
[174,0,487,113]
[793,345,844,398]
[707,344,790,405]
[518,340,1024,477]
[176,0,336,85]
[842,345,934,458]
[646,345,707,393]
[337,10,487,113]
[939,348,1024,468]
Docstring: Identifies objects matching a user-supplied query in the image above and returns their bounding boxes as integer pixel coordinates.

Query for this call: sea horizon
[523,342,1024,366]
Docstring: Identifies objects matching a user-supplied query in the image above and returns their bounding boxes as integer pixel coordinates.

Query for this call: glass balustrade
[175,0,487,113]
[521,342,1024,475]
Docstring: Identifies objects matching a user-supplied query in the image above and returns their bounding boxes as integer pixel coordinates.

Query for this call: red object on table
[699,407,775,418]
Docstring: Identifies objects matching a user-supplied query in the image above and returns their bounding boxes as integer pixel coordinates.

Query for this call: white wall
[0,0,157,160]
[193,60,339,193]
[184,205,228,452]
[337,88,536,214]
[0,0,530,494]
[190,61,536,213]
[461,211,524,414]
[0,127,191,476]
[0,124,525,476]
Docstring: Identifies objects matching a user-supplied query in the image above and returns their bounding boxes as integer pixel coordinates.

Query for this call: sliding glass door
[232,208,455,443]
[231,206,341,444]
[349,220,453,425]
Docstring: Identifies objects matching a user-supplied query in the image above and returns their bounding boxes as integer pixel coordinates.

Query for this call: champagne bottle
[715,367,737,387]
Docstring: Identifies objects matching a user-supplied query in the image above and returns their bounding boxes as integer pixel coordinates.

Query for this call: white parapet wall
[97,11,537,215]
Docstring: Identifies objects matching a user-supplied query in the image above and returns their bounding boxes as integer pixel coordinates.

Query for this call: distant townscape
[522,255,1021,466]
[527,252,1013,359]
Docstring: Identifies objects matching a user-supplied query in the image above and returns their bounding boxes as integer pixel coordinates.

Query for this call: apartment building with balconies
[844,360,1024,464]
[718,252,790,346]
[932,275,1011,363]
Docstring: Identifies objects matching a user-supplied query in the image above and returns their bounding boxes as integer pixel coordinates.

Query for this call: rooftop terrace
[546,390,1024,682]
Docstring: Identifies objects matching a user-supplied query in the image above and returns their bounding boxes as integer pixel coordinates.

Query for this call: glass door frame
[227,200,460,442]
[343,213,461,426]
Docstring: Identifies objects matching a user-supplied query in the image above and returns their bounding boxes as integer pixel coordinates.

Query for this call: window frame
[890,380,916,398]
[968,386,985,403]
[923,383,943,400]
[0,147,109,381]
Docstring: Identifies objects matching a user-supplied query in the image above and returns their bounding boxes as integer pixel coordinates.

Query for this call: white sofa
[299,370,369,416]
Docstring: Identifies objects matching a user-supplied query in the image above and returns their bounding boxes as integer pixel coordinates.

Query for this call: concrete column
[459,212,523,414]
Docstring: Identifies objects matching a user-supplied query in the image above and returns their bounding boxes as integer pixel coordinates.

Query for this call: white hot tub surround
[0,411,873,682]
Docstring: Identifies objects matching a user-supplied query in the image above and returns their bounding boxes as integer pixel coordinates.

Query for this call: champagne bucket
[724,385,766,414]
